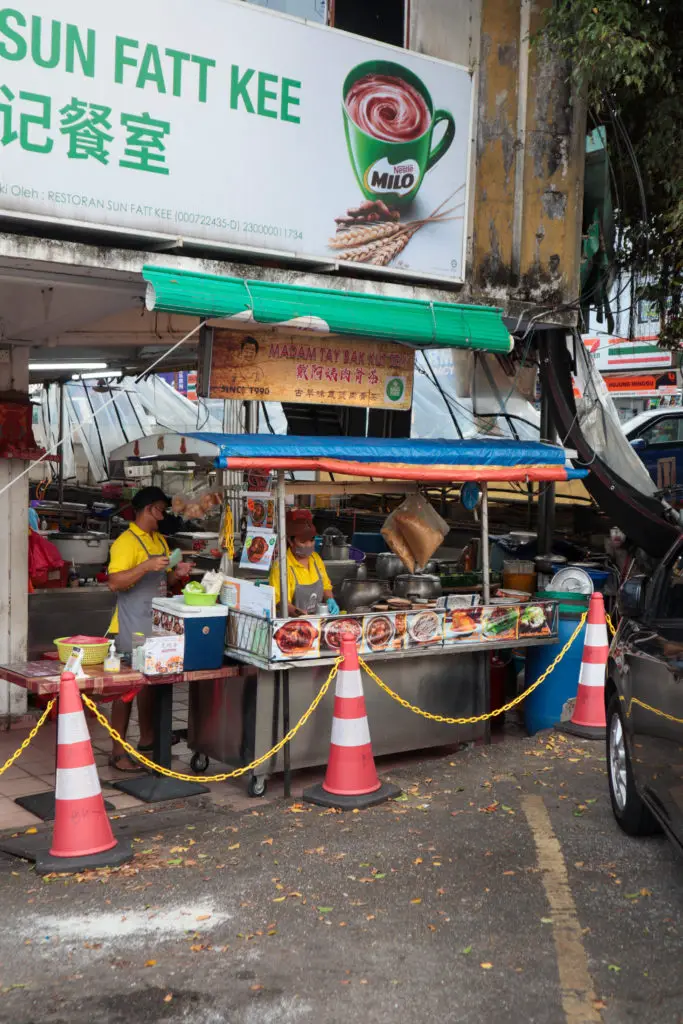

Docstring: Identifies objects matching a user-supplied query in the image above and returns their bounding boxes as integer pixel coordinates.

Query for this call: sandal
[108,754,143,774]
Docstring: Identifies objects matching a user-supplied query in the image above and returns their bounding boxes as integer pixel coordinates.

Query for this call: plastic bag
[380,521,415,573]
[28,531,64,575]
[381,493,449,572]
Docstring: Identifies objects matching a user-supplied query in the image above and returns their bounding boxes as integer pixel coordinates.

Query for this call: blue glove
[327,597,340,615]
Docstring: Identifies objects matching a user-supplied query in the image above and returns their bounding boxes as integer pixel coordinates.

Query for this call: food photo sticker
[362,611,403,653]
[272,618,321,661]
[246,492,275,531]
[444,606,484,643]
[239,529,277,572]
[320,615,364,655]
[518,601,556,638]
[405,609,444,647]
[480,605,520,643]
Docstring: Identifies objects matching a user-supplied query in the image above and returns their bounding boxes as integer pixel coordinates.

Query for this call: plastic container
[503,560,536,595]
[523,597,589,734]
[183,588,219,606]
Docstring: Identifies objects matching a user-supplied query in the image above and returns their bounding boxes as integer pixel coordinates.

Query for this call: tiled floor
[0,686,509,831]
[0,684,272,830]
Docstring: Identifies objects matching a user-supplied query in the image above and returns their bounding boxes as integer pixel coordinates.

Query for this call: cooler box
[152,597,228,672]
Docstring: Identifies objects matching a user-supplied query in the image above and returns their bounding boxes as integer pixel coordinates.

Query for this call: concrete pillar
[0,344,29,721]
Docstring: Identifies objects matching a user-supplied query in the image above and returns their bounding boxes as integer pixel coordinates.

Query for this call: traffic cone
[303,633,401,809]
[34,672,132,875]
[557,593,608,740]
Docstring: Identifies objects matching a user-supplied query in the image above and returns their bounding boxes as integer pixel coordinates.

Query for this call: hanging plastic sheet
[571,334,656,496]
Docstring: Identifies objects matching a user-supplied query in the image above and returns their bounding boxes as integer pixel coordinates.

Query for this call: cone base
[15,791,115,822]
[303,780,402,810]
[556,721,606,741]
[113,775,209,803]
[0,832,132,874]
[37,839,132,875]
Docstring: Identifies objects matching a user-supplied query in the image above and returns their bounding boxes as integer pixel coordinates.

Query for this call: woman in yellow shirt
[269,511,339,617]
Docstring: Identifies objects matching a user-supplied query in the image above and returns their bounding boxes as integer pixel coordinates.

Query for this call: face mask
[294,543,314,558]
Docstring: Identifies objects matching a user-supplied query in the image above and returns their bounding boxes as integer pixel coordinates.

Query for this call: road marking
[522,795,601,1023]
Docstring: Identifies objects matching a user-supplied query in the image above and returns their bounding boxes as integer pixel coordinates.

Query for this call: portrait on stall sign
[206,328,415,409]
[212,335,266,389]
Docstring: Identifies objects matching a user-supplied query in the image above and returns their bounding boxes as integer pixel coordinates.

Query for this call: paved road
[0,731,682,1024]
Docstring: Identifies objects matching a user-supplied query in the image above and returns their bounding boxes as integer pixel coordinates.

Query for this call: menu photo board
[199,329,414,410]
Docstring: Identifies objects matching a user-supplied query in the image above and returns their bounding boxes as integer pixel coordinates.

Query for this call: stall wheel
[190,752,210,774]
[247,775,267,798]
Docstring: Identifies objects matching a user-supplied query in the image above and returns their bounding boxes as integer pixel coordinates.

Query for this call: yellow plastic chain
[605,612,617,637]
[359,612,588,725]
[0,699,55,777]
[220,504,235,562]
[81,659,341,782]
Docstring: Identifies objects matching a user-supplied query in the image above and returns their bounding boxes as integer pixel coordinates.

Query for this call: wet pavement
[0,730,682,1024]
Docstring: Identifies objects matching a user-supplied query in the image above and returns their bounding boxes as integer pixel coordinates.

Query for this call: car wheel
[606,694,659,836]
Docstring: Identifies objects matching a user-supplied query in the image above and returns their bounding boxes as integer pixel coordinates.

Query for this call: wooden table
[0,660,242,812]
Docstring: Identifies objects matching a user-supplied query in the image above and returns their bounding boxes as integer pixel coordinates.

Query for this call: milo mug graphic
[343,60,455,208]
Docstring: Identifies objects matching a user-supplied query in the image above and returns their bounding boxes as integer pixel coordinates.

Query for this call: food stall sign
[202,329,414,410]
[0,0,473,284]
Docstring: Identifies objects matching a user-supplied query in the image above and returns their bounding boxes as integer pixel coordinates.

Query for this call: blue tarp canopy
[180,433,587,483]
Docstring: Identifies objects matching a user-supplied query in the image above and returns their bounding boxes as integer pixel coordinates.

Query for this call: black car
[607,537,683,843]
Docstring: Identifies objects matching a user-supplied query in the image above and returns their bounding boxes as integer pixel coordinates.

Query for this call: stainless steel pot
[376,551,408,580]
[321,540,351,561]
[340,578,389,612]
[48,531,110,568]
[323,559,358,592]
[393,574,443,600]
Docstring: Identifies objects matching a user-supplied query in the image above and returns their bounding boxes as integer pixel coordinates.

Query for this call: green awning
[142,266,513,353]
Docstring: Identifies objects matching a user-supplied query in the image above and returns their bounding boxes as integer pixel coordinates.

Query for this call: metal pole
[275,469,291,797]
[276,470,288,619]
[481,481,490,604]
[247,401,259,435]
[220,399,237,576]
[57,382,65,507]
[537,353,556,555]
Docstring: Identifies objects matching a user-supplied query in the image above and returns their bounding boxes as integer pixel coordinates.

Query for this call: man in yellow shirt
[107,487,193,772]
[268,510,339,616]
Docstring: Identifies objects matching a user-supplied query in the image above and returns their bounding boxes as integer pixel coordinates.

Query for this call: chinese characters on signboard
[0,2,472,282]
[201,330,414,410]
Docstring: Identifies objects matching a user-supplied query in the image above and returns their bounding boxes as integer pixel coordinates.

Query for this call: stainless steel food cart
[111,433,587,796]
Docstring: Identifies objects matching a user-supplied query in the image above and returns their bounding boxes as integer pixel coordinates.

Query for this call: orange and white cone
[304,633,401,809]
[558,593,608,740]
[35,672,132,875]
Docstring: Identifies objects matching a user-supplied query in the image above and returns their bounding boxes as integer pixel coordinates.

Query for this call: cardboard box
[143,633,184,676]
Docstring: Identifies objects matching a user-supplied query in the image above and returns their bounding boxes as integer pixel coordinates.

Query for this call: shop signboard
[0,1,473,283]
[601,371,678,397]
[583,336,672,371]
[201,329,415,409]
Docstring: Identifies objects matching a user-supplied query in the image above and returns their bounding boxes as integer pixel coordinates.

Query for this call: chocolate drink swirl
[346,74,430,143]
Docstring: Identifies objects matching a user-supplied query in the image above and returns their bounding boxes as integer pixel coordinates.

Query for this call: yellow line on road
[521,795,601,1023]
